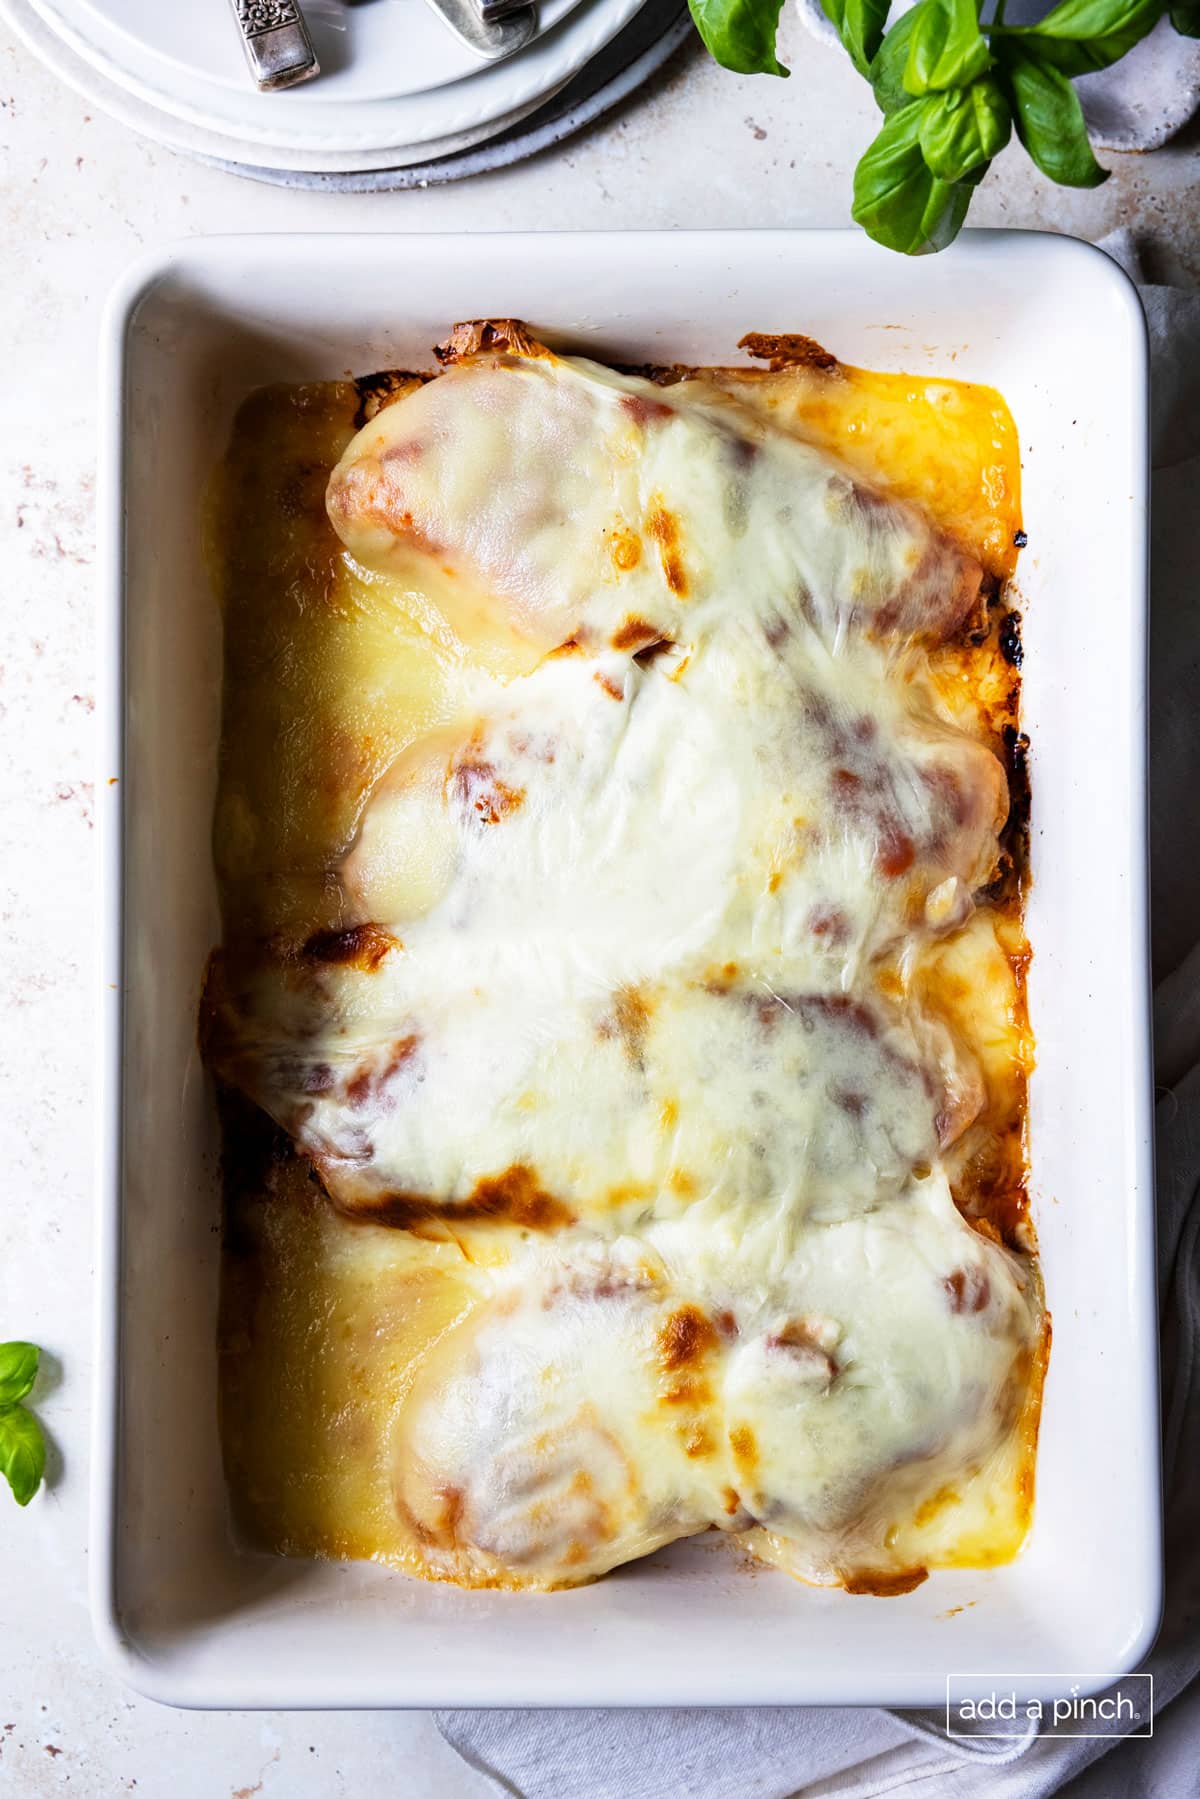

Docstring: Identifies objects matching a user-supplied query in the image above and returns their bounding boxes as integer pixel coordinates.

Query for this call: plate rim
[21,0,649,151]
[56,0,583,105]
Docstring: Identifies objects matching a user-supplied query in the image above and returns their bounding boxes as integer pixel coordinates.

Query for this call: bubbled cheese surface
[209,337,1042,1594]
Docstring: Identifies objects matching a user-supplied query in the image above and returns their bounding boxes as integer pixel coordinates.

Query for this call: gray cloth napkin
[437,232,1200,1799]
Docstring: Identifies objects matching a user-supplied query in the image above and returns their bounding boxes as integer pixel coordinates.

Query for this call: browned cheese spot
[399,1483,466,1550]
[808,905,849,942]
[434,1484,465,1545]
[467,1164,573,1229]
[657,1303,718,1371]
[662,1375,713,1408]
[768,1319,817,1352]
[608,526,643,574]
[345,474,448,560]
[842,1566,929,1597]
[604,1180,656,1210]
[344,1034,420,1109]
[912,1484,959,1528]
[646,503,689,597]
[944,1267,992,1315]
[766,1320,838,1383]
[620,392,674,428]
[876,823,915,879]
[303,922,399,972]
[729,1424,759,1474]
[798,993,880,1038]
[381,437,427,467]
[451,756,526,826]
[364,1163,574,1232]
[611,616,662,652]
[634,638,678,671]
[597,985,654,1064]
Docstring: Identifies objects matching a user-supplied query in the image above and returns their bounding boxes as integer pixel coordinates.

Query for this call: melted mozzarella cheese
[326,351,984,663]
[208,337,1041,1594]
[382,1172,1035,1589]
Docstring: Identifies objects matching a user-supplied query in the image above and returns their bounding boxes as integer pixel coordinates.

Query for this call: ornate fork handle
[229,0,320,90]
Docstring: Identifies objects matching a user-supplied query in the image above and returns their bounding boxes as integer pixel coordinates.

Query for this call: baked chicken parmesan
[204,322,1044,1596]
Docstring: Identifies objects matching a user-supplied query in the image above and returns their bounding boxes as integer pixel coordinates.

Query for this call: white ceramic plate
[201,2,693,190]
[95,231,1161,1711]
[26,0,646,151]
[69,0,578,102]
[3,0,575,168]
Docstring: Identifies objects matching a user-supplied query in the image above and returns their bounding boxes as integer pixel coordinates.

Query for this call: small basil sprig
[869,8,924,109]
[822,0,891,71]
[919,77,1012,178]
[690,0,791,73]
[0,1341,47,1507]
[996,42,1109,183]
[905,0,991,92]
[851,101,983,252]
[689,0,1200,253]
[992,0,1165,71]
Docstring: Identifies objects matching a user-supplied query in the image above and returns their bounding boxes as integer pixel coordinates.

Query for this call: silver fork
[228,1,321,90]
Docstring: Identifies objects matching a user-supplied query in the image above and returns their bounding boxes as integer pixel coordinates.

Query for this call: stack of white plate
[3,0,685,178]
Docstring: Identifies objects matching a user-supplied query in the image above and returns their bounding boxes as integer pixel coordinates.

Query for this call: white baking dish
[95,230,1159,1710]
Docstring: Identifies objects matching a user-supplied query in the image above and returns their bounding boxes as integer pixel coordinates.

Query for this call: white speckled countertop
[0,10,1196,1792]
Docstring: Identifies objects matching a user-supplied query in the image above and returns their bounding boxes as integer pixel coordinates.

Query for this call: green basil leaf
[905,0,990,93]
[1023,0,1156,31]
[997,0,1162,73]
[0,1341,39,1408]
[689,0,790,74]
[821,0,892,74]
[1000,44,1109,185]
[869,8,923,111]
[0,1405,45,1506]
[852,101,981,254]
[1170,0,1200,31]
[918,75,1011,177]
